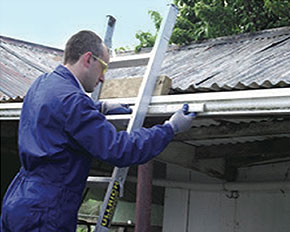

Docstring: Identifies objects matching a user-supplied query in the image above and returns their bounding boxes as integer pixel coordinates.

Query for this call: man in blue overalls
[1,30,195,231]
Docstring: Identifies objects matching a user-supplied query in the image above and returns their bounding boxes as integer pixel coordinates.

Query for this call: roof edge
[181,26,290,50]
[0,35,64,53]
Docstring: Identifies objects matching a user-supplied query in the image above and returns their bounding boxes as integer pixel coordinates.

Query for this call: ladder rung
[87,176,113,183]
[109,53,150,69]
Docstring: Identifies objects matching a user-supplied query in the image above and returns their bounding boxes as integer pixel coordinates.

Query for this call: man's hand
[101,102,132,115]
[166,104,196,134]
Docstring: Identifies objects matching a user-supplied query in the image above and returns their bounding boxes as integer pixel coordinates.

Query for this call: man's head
[64,30,109,92]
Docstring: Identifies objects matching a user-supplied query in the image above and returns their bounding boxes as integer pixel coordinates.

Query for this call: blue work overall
[1,65,174,231]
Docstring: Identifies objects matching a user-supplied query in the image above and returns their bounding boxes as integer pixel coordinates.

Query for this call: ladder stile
[94,4,178,232]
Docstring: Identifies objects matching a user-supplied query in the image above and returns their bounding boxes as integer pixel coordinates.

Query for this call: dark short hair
[64,30,104,65]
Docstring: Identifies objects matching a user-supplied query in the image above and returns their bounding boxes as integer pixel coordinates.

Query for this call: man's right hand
[166,104,196,134]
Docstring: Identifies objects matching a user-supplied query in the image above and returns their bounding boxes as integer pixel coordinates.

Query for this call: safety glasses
[91,54,108,75]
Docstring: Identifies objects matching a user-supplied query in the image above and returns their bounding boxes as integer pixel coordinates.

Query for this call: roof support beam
[157,141,226,179]
[174,119,290,141]
[195,138,290,161]
[88,174,290,193]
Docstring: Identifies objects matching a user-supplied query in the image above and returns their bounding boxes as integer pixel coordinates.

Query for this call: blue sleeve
[63,93,174,167]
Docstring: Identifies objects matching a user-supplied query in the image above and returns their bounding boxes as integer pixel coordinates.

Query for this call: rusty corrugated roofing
[0,27,289,102]
[107,27,290,93]
[0,36,63,100]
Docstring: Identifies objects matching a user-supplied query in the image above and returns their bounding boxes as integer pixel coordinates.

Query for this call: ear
[81,52,92,68]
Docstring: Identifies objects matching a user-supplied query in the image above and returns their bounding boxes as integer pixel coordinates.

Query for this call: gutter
[1,88,290,120]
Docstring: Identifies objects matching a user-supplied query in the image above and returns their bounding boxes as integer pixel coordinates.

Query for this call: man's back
[19,65,93,192]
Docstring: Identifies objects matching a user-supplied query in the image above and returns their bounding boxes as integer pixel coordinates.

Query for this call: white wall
[162,164,191,232]
[163,162,290,232]
[187,191,290,232]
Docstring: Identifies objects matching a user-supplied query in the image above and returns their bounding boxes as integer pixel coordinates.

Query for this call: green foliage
[148,10,163,30]
[114,46,131,53]
[134,10,162,52]
[78,198,100,215]
[172,0,290,45]
[134,0,290,50]
[76,199,100,232]
[77,226,92,232]
[135,31,157,53]
[264,0,290,23]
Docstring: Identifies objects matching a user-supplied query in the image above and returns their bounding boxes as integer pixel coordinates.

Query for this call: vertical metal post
[104,15,116,50]
[92,15,116,101]
[95,4,178,232]
[135,160,153,232]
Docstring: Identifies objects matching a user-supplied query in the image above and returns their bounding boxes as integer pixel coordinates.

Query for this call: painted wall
[163,163,290,232]
[187,191,289,232]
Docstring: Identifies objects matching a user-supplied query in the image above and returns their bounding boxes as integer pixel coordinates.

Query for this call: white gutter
[0,103,22,120]
[1,88,290,120]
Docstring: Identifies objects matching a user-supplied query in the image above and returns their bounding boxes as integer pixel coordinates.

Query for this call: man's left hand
[101,102,132,115]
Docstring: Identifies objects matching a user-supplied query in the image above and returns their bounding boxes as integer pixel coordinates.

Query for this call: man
[1,30,195,231]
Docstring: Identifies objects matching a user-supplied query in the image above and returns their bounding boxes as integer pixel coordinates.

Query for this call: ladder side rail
[95,4,178,232]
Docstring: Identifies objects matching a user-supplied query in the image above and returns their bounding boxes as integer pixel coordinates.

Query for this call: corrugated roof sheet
[0,36,63,100]
[107,27,290,93]
[0,27,289,101]
[185,134,290,147]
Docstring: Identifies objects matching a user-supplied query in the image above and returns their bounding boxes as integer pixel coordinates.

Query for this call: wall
[1,121,21,206]
[163,163,290,232]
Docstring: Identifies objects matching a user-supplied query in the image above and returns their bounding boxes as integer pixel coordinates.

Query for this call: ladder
[91,4,179,232]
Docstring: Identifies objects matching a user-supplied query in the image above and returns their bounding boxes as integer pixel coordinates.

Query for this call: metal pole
[87,176,290,193]
[104,15,116,50]
[92,15,116,101]
[135,160,153,232]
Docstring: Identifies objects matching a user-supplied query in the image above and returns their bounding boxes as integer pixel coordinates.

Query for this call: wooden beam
[99,75,171,99]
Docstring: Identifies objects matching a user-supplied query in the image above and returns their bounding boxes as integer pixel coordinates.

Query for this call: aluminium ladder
[91,4,179,232]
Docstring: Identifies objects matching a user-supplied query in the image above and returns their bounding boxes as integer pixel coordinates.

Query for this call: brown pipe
[135,160,153,232]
